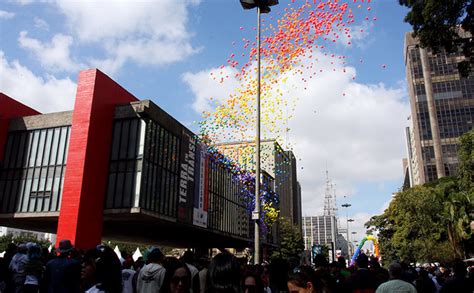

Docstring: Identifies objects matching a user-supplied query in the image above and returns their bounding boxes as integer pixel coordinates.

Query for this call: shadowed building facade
[404,32,474,185]
[0,69,284,249]
[216,140,302,227]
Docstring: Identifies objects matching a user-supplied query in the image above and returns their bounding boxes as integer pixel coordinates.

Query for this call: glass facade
[0,126,70,213]
[105,119,145,210]
[407,38,474,183]
[104,111,250,239]
[140,119,180,218]
[207,159,249,238]
[274,145,292,221]
[217,141,298,226]
[302,215,338,250]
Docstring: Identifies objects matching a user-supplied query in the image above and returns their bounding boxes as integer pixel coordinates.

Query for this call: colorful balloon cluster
[197,0,376,233]
[200,0,376,147]
[350,235,380,266]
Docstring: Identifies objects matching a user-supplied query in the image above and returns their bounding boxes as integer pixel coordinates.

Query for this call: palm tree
[443,189,472,259]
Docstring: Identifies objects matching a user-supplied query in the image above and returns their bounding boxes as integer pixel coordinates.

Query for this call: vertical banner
[178,131,196,223]
[193,143,208,228]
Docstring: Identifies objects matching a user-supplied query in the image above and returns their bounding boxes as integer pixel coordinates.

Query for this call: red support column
[56,69,138,249]
[0,93,40,163]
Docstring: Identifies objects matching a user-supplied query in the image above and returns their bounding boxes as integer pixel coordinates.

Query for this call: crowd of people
[0,240,473,293]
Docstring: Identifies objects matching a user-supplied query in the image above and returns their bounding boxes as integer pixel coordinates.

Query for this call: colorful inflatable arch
[350,235,380,266]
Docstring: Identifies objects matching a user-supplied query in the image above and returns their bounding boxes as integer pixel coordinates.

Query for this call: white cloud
[339,22,375,49]
[0,51,76,113]
[184,52,410,219]
[11,0,34,4]
[52,0,200,74]
[0,10,15,19]
[287,59,409,215]
[34,17,49,30]
[183,66,241,114]
[340,212,374,250]
[18,31,82,72]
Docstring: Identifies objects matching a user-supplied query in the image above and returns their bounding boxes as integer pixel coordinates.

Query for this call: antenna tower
[323,170,334,216]
[333,183,338,217]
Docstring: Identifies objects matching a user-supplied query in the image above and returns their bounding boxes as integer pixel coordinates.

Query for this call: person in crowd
[330,257,350,292]
[375,262,417,293]
[414,268,436,293]
[197,258,209,293]
[368,258,388,289]
[287,266,317,293]
[82,251,97,291]
[431,269,444,293]
[206,252,241,293]
[241,270,264,293]
[180,251,200,293]
[345,253,377,293]
[9,243,28,293]
[440,259,473,293]
[1,243,17,293]
[137,247,167,293]
[122,257,136,293]
[268,258,290,293]
[261,265,271,293]
[43,239,82,293]
[400,262,417,284]
[468,265,474,287]
[313,255,329,270]
[132,257,145,293]
[23,243,44,293]
[162,260,192,293]
[81,245,122,293]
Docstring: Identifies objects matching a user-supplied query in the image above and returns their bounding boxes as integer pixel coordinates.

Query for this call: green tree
[271,217,304,260]
[0,234,51,252]
[103,240,174,258]
[399,0,474,76]
[367,130,474,262]
[366,212,397,265]
[454,129,474,256]
[457,129,474,192]
[367,183,458,264]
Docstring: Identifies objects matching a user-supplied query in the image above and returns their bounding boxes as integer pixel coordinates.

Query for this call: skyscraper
[216,140,301,225]
[404,31,474,185]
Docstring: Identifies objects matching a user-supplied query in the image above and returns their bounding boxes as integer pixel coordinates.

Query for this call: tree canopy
[366,130,474,264]
[400,0,474,76]
[270,217,304,261]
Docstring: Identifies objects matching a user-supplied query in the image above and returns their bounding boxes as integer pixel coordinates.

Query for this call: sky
[0,0,414,244]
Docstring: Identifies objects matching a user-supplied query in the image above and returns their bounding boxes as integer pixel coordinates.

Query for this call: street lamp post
[351,231,357,253]
[239,0,278,265]
[341,202,352,258]
[347,218,354,255]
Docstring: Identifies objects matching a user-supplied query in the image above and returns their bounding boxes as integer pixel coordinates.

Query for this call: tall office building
[404,31,474,185]
[303,215,349,255]
[302,216,337,250]
[217,140,301,226]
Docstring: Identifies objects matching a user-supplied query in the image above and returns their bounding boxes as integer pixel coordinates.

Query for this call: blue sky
[0,0,413,239]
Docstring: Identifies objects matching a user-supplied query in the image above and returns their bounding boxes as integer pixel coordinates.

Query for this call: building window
[0,126,70,213]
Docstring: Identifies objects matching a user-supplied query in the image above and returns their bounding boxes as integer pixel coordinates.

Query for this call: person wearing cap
[137,247,167,293]
[24,243,44,293]
[43,239,81,293]
[122,257,136,293]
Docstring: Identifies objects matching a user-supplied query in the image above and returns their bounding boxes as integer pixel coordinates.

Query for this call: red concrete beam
[56,69,138,249]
